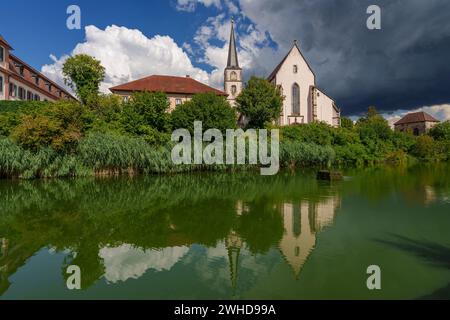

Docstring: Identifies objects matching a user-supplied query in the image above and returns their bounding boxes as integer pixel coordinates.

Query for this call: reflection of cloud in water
[99,244,189,283]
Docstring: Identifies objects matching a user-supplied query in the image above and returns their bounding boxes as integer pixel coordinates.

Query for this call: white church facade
[224,22,341,127]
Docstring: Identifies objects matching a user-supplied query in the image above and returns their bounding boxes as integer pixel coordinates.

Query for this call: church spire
[227,19,239,68]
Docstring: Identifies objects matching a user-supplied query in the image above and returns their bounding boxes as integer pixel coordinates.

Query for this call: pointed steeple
[226,20,239,68]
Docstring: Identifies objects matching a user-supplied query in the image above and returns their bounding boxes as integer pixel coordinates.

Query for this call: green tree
[62,54,105,104]
[411,135,441,160]
[236,76,283,129]
[170,92,237,133]
[122,91,171,133]
[340,116,354,129]
[429,121,450,141]
[356,107,392,141]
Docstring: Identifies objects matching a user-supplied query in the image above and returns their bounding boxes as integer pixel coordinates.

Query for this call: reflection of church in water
[226,196,341,289]
[277,197,340,278]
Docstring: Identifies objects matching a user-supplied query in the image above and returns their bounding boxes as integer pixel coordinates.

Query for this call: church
[110,21,341,127]
[224,21,341,127]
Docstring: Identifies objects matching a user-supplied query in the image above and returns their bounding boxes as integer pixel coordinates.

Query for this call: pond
[0,164,449,299]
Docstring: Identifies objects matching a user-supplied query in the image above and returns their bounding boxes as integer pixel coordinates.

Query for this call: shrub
[429,121,450,141]
[280,141,335,167]
[171,92,237,134]
[410,135,443,161]
[280,122,334,145]
[11,101,86,152]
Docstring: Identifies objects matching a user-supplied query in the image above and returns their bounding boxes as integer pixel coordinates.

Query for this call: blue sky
[2,0,450,120]
[2,0,218,71]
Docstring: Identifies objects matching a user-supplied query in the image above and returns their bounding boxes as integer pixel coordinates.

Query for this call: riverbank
[1,98,449,179]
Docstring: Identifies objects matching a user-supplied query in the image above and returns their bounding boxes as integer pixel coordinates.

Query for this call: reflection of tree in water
[376,234,450,300]
[0,172,344,293]
[343,164,450,206]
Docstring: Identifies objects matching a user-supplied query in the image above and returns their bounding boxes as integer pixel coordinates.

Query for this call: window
[35,77,39,86]
[293,65,298,73]
[34,94,40,101]
[0,46,4,62]
[292,83,300,115]
[0,76,3,93]
[18,87,26,100]
[123,96,129,103]
[27,91,33,100]
[230,71,237,81]
[19,67,24,77]
[413,128,420,136]
[9,83,17,97]
[175,98,182,106]
[231,85,237,95]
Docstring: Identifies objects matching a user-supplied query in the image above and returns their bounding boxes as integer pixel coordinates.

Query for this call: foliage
[280,122,334,145]
[410,135,444,161]
[122,91,171,133]
[280,141,335,167]
[10,101,88,152]
[236,76,283,129]
[340,116,354,129]
[429,121,450,141]
[62,54,105,104]
[170,92,237,133]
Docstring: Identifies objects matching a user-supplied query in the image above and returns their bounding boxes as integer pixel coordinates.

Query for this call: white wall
[7,78,56,102]
[274,47,316,125]
[315,89,335,126]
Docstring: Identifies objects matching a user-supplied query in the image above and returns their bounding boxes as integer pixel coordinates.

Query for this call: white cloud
[191,13,279,88]
[176,0,222,12]
[41,25,211,94]
[99,244,190,283]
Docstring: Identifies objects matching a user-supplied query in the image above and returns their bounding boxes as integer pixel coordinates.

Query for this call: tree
[170,93,237,134]
[411,135,438,160]
[340,116,354,129]
[236,76,283,129]
[429,121,450,141]
[62,54,105,104]
[356,106,392,141]
[122,91,171,133]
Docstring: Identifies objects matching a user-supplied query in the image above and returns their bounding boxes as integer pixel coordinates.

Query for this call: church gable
[268,42,315,84]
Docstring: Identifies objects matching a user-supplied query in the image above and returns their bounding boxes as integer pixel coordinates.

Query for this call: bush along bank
[1,97,449,179]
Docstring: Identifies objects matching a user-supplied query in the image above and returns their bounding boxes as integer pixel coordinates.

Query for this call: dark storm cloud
[239,0,450,115]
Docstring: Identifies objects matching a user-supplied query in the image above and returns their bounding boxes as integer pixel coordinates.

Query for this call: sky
[1,0,450,120]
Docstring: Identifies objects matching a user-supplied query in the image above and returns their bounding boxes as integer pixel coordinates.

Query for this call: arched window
[292,83,300,115]
[231,85,237,95]
[230,71,237,81]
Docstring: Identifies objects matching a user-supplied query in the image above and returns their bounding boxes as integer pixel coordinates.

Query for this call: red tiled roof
[394,111,440,125]
[110,75,227,96]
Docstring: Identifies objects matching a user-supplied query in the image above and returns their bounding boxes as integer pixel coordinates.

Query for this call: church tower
[224,20,242,106]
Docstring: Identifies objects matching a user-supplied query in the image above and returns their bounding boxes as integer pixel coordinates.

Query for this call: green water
[0,165,449,300]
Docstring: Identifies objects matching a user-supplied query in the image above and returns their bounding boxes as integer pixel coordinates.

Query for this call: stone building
[394,111,440,136]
